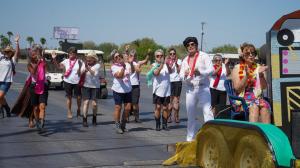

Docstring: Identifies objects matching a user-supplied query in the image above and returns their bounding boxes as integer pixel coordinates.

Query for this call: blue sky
[1,0,300,51]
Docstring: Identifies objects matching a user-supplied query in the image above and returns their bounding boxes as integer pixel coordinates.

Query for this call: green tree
[40,37,46,48]
[7,31,13,44]
[122,37,165,62]
[211,44,238,54]
[0,35,10,48]
[26,36,34,48]
[98,42,119,62]
[83,41,97,49]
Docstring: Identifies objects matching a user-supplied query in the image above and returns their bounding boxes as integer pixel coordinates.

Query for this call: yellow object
[162,141,197,167]
[163,123,275,168]
[295,159,300,168]
[273,102,282,126]
[271,54,280,79]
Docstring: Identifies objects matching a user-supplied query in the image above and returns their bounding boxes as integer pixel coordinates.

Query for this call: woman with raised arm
[167,48,182,123]
[80,51,101,127]
[127,47,150,123]
[209,54,230,116]
[151,49,172,131]
[111,49,132,134]
[231,43,271,123]
[27,44,48,129]
[52,47,83,119]
[0,34,20,117]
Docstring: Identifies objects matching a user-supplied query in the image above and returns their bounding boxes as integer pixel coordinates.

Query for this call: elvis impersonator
[179,37,214,141]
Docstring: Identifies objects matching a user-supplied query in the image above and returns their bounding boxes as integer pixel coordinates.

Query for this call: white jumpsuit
[179,51,214,141]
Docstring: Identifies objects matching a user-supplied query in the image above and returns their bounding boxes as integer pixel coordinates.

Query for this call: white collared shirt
[179,51,214,88]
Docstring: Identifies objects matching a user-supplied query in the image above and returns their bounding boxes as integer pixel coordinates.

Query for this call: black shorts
[210,88,227,108]
[30,83,49,106]
[153,94,170,106]
[171,81,182,97]
[82,87,98,100]
[131,85,140,104]
[113,91,132,105]
[64,81,81,97]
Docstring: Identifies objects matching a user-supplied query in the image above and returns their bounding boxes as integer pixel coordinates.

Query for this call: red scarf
[213,65,222,88]
[64,59,77,78]
[187,52,199,78]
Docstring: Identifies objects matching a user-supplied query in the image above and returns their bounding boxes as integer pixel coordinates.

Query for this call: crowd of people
[0,35,271,142]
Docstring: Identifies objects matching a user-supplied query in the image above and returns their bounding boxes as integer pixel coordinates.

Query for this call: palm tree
[40,37,46,48]
[7,31,13,44]
[0,35,10,49]
[26,36,34,48]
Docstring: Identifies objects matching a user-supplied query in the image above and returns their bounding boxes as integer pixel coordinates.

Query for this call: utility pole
[200,22,206,51]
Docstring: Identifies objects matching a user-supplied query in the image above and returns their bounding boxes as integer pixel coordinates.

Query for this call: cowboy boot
[92,115,97,126]
[155,117,161,131]
[121,119,128,132]
[162,117,169,131]
[134,110,142,123]
[83,117,88,127]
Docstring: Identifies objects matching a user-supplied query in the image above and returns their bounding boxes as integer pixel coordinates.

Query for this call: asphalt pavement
[0,62,205,168]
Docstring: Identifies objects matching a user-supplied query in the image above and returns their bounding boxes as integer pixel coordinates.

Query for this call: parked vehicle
[44,50,67,89]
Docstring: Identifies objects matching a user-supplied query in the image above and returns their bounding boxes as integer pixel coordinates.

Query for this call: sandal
[29,121,35,128]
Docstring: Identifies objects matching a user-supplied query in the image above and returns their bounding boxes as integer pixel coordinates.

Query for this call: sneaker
[115,122,123,134]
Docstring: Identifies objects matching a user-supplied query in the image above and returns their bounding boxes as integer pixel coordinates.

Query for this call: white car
[44,50,67,89]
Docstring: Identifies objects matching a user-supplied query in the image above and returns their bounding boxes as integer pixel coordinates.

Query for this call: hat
[183,37,198,47]
[3,45,15,53]
[86,50,98,61]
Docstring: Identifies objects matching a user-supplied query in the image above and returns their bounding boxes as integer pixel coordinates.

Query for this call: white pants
[186,86,214,141]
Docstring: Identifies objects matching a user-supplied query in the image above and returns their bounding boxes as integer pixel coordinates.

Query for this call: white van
[44,50,67,89]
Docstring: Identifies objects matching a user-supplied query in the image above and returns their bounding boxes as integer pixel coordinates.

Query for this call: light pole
[200,22,206,51]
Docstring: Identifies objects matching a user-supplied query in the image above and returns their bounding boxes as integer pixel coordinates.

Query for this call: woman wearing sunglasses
[209,54,230,116]
[110,49,132,134]
[167,48,182,123]
[231,43,271,123]
[152,49,172,131]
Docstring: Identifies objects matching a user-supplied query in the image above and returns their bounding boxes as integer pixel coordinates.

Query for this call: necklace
[239,61,257,87]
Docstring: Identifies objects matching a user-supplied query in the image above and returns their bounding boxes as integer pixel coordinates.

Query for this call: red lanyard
[187,52,199,78]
